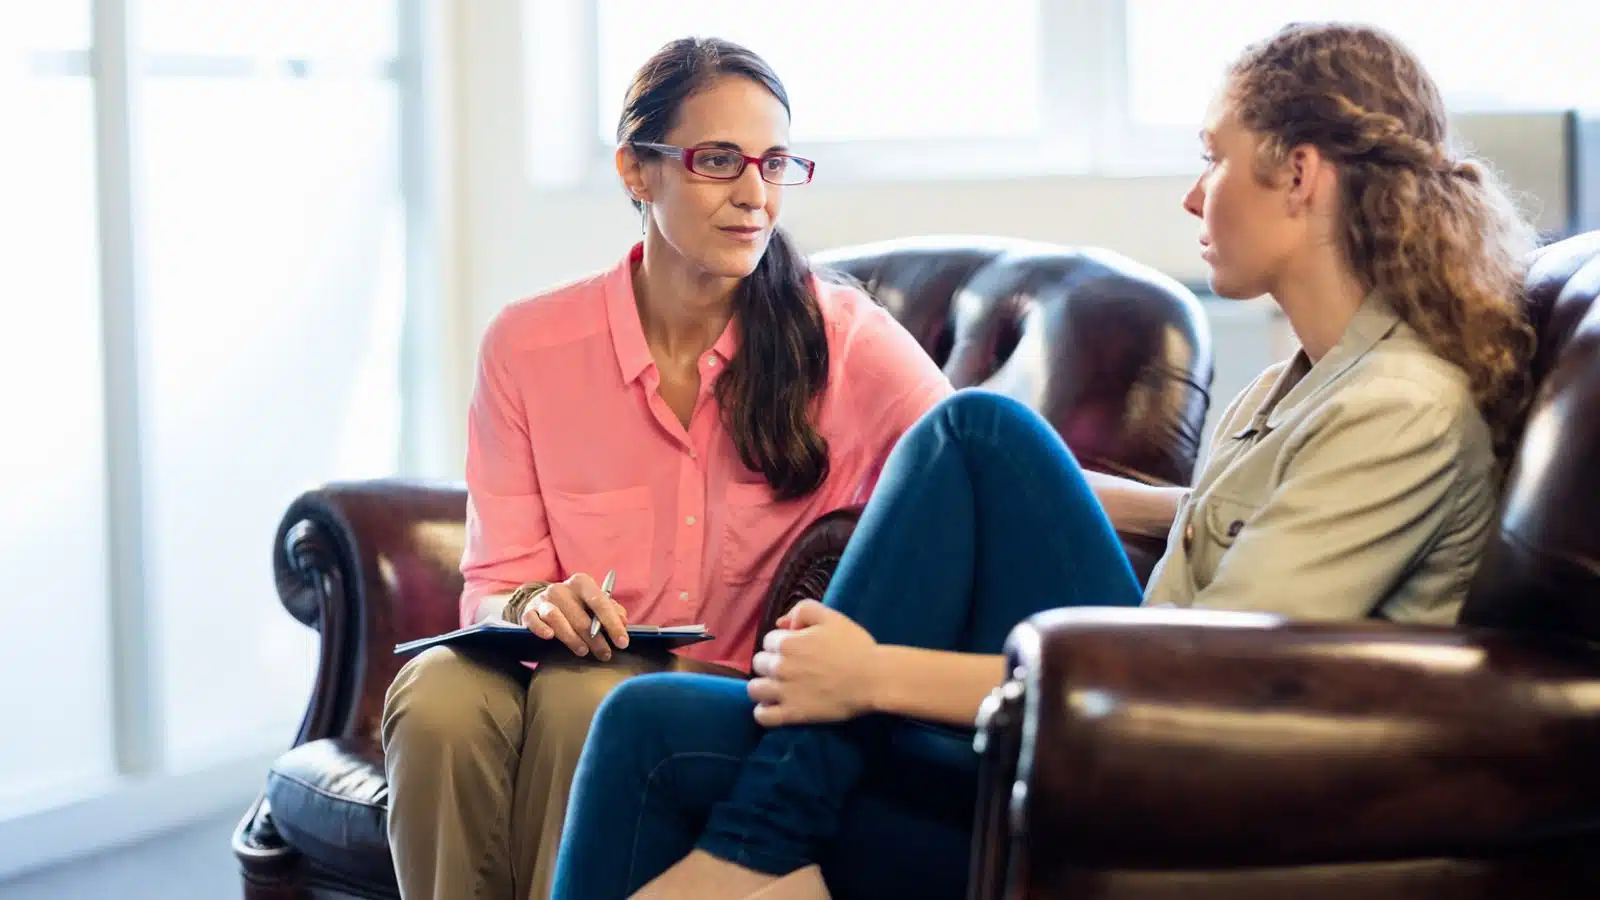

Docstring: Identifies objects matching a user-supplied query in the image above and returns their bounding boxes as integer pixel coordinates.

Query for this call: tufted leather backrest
[813,236,1214,584]
[1463,231,1600,642]
[814,236,1215,488]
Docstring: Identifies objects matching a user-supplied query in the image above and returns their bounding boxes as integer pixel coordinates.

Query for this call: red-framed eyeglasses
[631,142,816,186]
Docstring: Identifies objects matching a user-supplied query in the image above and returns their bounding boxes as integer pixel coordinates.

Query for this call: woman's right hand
[519,573,630,660]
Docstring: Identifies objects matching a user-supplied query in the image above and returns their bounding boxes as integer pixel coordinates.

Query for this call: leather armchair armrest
[973,607,1600,888]
[753,505,863,666]
[272,479,467,744]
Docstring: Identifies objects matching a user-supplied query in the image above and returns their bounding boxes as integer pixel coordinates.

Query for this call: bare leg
[630,849,782,899]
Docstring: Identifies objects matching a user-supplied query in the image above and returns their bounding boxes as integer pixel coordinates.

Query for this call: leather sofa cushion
[265,737,396,888]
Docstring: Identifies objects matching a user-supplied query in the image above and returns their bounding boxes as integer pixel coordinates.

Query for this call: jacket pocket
[1189,494,1261,589]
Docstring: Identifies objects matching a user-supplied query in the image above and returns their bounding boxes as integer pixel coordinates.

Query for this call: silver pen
[589,569,616,639]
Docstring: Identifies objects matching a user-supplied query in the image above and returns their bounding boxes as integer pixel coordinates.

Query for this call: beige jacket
[1142,295,1497,625]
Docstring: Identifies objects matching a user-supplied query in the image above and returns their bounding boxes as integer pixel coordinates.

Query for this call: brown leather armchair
[965,229,1600,900]
[232,236,1213,898]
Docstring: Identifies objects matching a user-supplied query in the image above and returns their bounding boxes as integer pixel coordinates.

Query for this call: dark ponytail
[718,227,830,499]
[618,37,830,499]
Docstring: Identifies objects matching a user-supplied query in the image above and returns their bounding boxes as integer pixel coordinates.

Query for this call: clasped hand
[748,599,880,727]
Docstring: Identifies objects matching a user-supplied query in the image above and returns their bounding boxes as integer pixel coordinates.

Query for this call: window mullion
[1040,0,1119,172]
[396,0,459,478]
[91,0,163,779]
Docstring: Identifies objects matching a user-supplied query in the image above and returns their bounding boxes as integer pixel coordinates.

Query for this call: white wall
[448,0,1289,473]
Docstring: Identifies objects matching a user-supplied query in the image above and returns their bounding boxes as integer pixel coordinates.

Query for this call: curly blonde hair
[1226,22,1538,461]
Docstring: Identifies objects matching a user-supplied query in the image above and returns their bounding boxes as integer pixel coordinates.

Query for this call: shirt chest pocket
[542,485,654,600]
[1187,494,1262,590]
[721,480,801,590]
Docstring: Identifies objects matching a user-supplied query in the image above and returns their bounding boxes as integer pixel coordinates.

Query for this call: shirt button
[705,356,717,368]
[688,448,698,459]
[679,591,690,601]
[1183,523,1195,548]
[685,515,696,526]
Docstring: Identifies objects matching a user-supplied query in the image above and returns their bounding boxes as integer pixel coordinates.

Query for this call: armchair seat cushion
[264,737,396,888]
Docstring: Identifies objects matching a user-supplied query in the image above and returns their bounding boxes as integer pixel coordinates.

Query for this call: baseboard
[0,749,278,883]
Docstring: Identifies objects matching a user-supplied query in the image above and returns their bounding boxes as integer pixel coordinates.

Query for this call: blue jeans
[550,390,1144,900]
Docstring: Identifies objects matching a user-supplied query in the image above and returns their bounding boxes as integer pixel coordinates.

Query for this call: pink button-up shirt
[460,244,952,670]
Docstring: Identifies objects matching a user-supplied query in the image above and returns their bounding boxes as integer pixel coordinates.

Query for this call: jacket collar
[1234,292,1403,438]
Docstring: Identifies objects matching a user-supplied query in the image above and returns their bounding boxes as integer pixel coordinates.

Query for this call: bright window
[0,0,424,843]
[0,0,90,52]
[1124,0,1600,128]
[592,0,1044,144]
[0,4,116,816]
[140,76,406,769]
[140,0,397,57]
[538,1,1597,185]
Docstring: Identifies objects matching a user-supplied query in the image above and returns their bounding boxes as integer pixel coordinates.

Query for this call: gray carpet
[0,812,239,900]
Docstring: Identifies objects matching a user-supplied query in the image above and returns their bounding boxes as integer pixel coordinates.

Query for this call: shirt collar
[605,244,653,384]
[1236,291,1403,437]
[710,313,741,361]
[605,242,741,385]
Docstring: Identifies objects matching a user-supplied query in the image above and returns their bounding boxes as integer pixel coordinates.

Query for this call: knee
[936,388,1032,428]
[588,673,689,738]
[589,673,750,751]
[382,647,510,753]
[904,389,1039,451]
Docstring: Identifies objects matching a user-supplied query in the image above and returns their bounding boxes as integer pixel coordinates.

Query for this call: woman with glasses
[551,20,1537,900]
[379,37,952,900]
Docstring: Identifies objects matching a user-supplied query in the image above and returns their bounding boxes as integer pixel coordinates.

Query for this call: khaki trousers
[381,646,738,900]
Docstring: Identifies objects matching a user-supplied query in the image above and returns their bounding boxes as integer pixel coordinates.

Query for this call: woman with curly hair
[551,21,1539,900]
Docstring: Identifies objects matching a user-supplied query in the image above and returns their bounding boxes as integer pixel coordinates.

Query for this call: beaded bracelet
[501,580,552,624]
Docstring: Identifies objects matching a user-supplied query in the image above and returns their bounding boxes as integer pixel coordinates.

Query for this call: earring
[639,200,649,234]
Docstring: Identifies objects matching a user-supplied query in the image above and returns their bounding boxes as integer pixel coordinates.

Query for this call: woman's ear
[1284,144,1326,214]
[615,145,651,204]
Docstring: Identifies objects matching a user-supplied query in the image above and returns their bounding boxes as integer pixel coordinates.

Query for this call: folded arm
[1082,470,1188,540]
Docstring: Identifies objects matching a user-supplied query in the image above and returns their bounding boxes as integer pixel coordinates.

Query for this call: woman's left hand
[748,599,879,727]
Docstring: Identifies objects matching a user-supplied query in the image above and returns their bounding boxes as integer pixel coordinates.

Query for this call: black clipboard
[394,621,714,657]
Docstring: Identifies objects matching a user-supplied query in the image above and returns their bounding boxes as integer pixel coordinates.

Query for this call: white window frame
[526,0,1191,191]
[538,0,1600,190]
[84,0,426,782]
[1092,0,1600,179]
[1088,0,1217,177]
[0,0,449,878]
